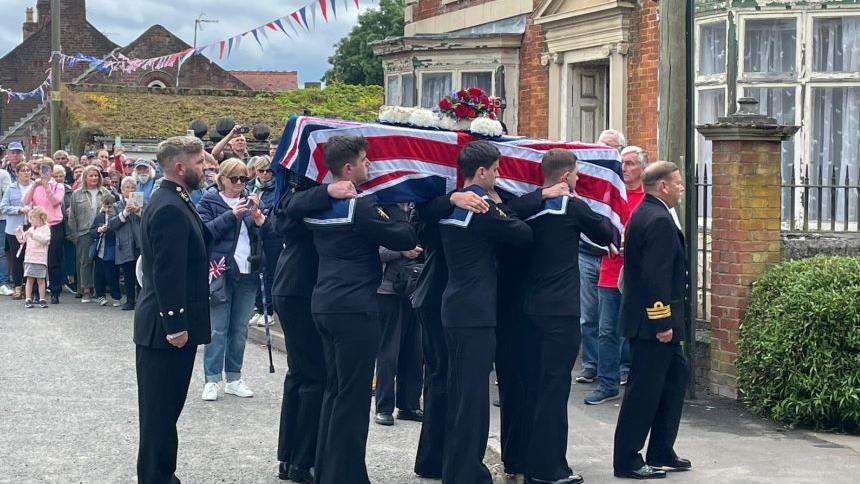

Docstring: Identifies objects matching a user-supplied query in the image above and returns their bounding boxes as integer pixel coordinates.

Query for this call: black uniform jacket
[134,180,213,348]
[522,193,614,316]
[270,188,319,299]
[285,184,417,314]
[619,194,687,343]
[411,192,457,310]
[439,185,533,328]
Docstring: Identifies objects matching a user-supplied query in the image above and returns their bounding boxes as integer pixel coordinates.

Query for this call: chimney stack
[23,7,38,41]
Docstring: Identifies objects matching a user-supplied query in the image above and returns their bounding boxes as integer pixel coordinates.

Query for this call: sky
[0,0,380,85]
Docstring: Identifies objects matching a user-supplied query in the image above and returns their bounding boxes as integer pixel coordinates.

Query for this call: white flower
[378,105,397,123]
[437,115,456,131]
[393,107,415,124]
[408,109,439,128]
[470,116,504,137]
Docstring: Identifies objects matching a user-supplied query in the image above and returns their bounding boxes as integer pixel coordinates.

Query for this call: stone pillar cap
[697,97,799,142]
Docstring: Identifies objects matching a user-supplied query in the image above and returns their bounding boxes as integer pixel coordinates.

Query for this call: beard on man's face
[183,168,204,190]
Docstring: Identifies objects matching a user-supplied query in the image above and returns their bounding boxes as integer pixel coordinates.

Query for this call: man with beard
[134,160,157,205]
[134,136,211,484]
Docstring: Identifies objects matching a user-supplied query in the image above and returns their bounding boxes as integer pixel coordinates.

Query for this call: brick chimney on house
[23,7,38,40]
[36,0,87,27]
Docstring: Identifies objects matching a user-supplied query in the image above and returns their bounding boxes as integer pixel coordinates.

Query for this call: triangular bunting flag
[251,29,264,50]
[291,12,305,31]
[310,3,317,29]
[235,34,243,51]
[219,41,225,60]
[330,0,337,19]
[273,18,292,39]
[319,0,328,21]
[299,7,309,29]
[286,15,300,35]
[260,25,270,42]
[227,37,234,58]
[354,0,359,8]
[266,22,278,31]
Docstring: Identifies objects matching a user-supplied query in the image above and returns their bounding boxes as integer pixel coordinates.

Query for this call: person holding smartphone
[195,158,266,401]
[22,159,66,304]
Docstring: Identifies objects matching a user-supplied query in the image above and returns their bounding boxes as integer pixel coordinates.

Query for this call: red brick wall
[626,1,659,161]
[517,3,548,138]
[412,0,496,22]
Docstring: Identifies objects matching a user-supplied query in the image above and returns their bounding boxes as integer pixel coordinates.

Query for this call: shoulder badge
[646,301,671,320]
[495,206,507,218]
[376,206,390,220]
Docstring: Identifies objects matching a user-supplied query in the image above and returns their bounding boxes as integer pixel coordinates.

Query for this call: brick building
[229,71,299,92]
[0,0,253,152]
[372,0,660,160]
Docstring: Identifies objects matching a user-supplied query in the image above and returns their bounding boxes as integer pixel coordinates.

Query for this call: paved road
[3,296,859,483]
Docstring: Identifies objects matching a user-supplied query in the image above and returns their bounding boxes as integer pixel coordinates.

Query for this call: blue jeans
[204,272,257,383]
[578,252,601,370]
[0,220,8,285]
[596,287,626,394]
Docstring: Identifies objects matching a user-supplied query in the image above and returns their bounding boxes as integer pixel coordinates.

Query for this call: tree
[324,0,404,85]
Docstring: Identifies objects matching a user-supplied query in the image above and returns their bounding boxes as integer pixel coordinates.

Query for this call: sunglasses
[123,163,134,167]
[257,169,272,174]
[228,176,249,184]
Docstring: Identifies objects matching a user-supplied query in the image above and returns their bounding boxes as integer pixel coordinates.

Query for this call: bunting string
[1,0,362,103]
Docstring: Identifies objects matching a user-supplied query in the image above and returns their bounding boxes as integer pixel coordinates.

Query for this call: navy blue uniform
[613,194,689,473]
[285,185,416,484]
[439,185,532,484]
[134,180,212,484]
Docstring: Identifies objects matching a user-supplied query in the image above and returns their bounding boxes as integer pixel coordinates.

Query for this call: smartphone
[245,197,257,209]
[130,192,144,207]
[114,136,122,148]
[40,164,50,178]
[238,126,250,134]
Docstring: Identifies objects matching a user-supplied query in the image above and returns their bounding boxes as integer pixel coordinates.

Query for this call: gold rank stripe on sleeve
[646,302,671,320]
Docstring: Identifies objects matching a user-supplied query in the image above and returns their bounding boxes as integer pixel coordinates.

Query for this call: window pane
[699,21,726,76]
[386,76,400,105]
[746,87,797,221]
[461,72,493,94]
[421,73,452,108]
[813,17,860,73]
[810,87,860,227]
[401,74,415,107]
[743,19,796,75]
[697,88,725,218]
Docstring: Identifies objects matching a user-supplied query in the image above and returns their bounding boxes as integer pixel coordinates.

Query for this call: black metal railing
[782,163,860,233]
[694,163,712,332]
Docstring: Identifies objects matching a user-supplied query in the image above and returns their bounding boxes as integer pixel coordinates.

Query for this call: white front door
[567,63,608,142]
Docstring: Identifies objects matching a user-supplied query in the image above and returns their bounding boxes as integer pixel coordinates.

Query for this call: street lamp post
[177,13,218,87]
[50,0,61,152]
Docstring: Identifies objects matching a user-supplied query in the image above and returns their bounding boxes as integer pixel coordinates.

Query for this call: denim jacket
[0,182,33,235]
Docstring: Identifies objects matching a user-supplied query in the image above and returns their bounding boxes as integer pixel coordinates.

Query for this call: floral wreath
[437,87,501,120]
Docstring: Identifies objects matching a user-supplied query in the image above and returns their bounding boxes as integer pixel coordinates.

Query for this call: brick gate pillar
[696,98,798,399]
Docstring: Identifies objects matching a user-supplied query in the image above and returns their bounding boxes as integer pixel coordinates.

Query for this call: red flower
[456,89,469,100]
[488,112,496,120]
[454,104,472,119]
[468,87,485,99]
[479,95,489,108]
[467,107,476,118]
[438,98,453,111]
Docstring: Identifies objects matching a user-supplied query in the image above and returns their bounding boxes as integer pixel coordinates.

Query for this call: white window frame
[695,18,728,85]
[736,12,802,83]
[459,71,496,95]
[805,13,860,82]
[385,74,402,106]
[419,70,455,109]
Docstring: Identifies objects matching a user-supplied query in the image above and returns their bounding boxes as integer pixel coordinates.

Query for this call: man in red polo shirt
[585,146,648,404]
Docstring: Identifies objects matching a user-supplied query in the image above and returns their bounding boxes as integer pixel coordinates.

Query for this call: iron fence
[782,163,860,233]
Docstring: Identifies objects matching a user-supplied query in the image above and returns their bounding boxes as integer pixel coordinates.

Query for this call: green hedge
[737,256,860,432]
[262,83,383,122]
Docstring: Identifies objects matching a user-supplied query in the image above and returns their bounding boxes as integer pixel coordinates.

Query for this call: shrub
[737,256,860,432]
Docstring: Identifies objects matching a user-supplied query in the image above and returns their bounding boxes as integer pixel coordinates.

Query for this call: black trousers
[523,315,580,480]
[255,240,281,315]
[94,257,121,300]
[120,260,138,304]
[6,233,24,286]
[443,326,495,484]
[274,296,325,471]
[136,344,197,484]
[613,339,689,472]
[47,223,64,295]
[495,310,530,473]
[313,312,381,484]
[375,294,423,414]
[414,304,448,478]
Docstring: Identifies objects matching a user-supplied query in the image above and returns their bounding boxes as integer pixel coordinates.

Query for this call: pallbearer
[519,149,613,484]
[439,141,532,484]
[284,136,417,484]
[613,161,691,480]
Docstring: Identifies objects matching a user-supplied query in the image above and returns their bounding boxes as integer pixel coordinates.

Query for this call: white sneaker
[97,297,108,306]
[0,285,13,296]
[248,313,262,327]
[111,298,122,307]
[81,296,92,303]
[224,379,254,398]
[201,382,219,401]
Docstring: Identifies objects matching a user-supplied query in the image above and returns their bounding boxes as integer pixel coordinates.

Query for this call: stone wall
[781,233,860,260]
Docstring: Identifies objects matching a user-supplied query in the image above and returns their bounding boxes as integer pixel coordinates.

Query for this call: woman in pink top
[23,164,66,304]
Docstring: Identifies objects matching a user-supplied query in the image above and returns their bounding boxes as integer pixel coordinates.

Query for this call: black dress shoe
[374,412,394,426]
[287,465,314,483]
[525,473,584,484]
[614,465,666,479]
[647,458,691,471]
[278,462,290,480]
[50,294,60,304]
[396,409,424,422]
[121,301,135,311]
